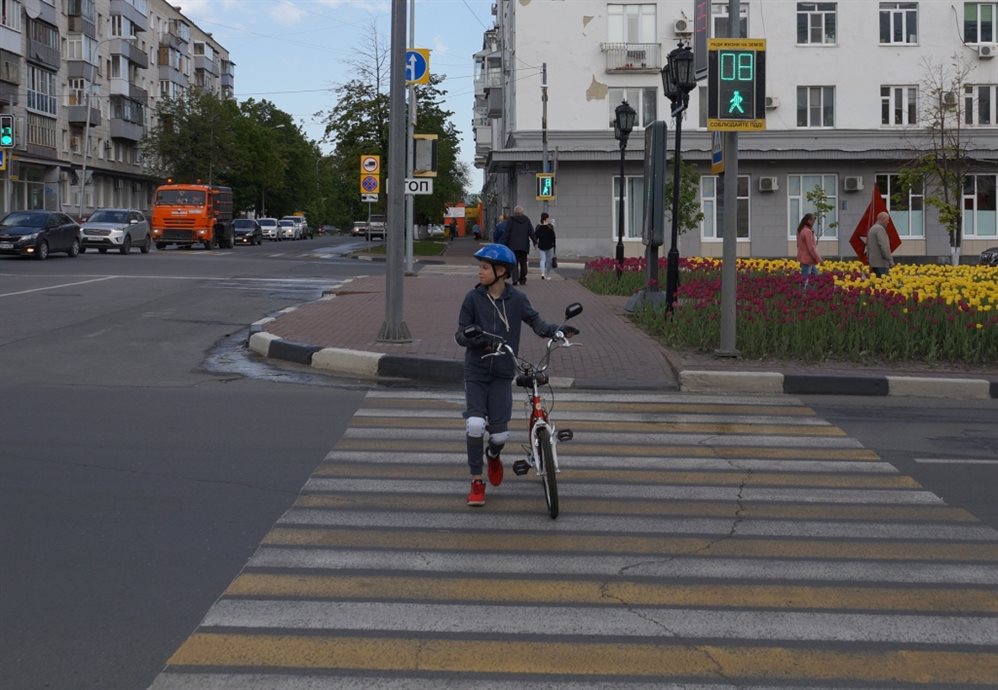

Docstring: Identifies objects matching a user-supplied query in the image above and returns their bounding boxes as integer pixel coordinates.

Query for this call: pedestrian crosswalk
[149,390,998,689]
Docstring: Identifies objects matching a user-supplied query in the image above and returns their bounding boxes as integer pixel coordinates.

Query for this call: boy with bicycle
[454,243,578,507]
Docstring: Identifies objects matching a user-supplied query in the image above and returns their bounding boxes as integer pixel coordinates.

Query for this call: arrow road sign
[405,49,430,85]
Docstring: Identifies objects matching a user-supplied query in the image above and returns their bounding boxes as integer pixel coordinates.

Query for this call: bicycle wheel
[536,427,559,519]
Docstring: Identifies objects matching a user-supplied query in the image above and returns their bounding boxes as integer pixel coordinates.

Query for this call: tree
[898,54,975,265]
[664,160,704,236]
[806,184,837,239]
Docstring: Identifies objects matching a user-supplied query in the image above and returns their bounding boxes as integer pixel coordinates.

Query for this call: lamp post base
[624,288,669,313]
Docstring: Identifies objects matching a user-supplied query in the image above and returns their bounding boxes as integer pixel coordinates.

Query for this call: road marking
[0,276,115,298]
[915,457,998,465]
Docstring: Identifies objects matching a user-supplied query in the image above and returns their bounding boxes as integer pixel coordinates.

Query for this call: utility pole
[541,62,548,215]
[378,0,412,342]
[718,0,739,356]
[404,0,416,274]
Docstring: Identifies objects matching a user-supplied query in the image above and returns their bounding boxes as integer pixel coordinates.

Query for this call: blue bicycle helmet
[474,243,516,268]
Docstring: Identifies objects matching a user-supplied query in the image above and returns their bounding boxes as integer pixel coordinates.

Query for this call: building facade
[474,1,998,261]
[0,0,232,217]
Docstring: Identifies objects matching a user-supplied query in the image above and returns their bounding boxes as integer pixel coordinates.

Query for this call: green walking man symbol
[728,90,745,114]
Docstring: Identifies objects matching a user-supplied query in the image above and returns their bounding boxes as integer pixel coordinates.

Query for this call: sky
[178,0,492,190]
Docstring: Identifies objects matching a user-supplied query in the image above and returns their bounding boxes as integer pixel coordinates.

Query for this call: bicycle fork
[512,388,574,477]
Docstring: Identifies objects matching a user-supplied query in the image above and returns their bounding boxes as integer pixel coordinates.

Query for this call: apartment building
[474,1,998,261]
[0,0,232,217]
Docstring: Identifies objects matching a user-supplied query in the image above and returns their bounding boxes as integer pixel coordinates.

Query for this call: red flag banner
[849,186,902,263]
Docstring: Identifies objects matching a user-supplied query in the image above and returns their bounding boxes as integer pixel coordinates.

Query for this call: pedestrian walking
[535,212,557,280]
[454,243,578,507]
[500,205,535,284]
[493,214,508,244]
[866,211,895,277]
[795,213,821,288]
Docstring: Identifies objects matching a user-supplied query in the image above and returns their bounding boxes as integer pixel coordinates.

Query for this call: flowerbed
[580,257,998,364]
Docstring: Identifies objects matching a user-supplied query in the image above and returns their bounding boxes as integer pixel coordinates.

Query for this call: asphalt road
[0,236,375,690]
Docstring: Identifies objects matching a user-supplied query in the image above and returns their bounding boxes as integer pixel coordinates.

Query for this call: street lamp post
[661,43,697,313]
[613,100,636,279]
[79,35,136,221]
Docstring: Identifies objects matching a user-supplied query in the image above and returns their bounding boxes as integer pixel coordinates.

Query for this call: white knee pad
[489,431,509,446]
[466,416,487,438]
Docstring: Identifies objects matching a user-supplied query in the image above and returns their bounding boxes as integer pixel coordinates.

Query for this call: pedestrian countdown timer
[535,173,555,201]
[707,38,766,131]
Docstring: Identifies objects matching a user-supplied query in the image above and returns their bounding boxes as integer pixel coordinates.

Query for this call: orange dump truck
[150,183,234,250]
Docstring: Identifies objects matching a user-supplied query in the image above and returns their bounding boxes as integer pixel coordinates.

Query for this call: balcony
[110,0,148,32]
[109,78,148,104]
[110,117,143,141]
[600,42,661,73]
[194,53,217,75]
[67,104,100,127]
[113,38,148,69]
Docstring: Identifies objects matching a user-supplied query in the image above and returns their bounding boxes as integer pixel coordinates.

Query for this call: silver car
[278,219,298,240]
[258,217,280,240]
[80,208,151,254]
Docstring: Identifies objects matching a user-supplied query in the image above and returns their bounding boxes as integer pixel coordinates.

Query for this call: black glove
[562,326,580,338]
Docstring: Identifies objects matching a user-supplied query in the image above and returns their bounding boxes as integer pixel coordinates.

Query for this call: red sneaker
[466,479,486,507]
[486,453,504,487]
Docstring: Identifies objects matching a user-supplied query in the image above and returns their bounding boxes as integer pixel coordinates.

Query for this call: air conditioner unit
[758,177,779,193]
[942,91,958,107]
[979,43,997,58]
[765,96,780,109]
[843,176,864,192]
[674,18,691,35]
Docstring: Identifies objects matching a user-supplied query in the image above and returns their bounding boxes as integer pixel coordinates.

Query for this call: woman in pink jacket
[795,213,821,287]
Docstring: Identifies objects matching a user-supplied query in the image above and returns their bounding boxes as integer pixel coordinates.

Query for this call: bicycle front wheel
[536,426,559,519]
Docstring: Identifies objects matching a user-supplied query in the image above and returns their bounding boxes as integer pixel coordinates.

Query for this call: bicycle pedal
[512,460,530,476]
[557,429,574,442]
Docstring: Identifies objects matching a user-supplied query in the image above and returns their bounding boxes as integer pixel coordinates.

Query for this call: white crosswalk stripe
[149,390,998,689]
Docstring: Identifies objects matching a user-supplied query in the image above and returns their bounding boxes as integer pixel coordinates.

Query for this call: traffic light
[0,114,13,148]
[536,173,555,201]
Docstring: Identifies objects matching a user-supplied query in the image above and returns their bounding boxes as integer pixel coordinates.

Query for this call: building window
[612,175,645,240]
[965,2,997,43]
[1,1,23,32]
[27,112,56,148]
[701,175,750,240]
[712,2,748,37]
[876,174,924,236]
[608,4,657,43]
[609,87,657,128]
[797,3,837,45]
[28,19,58,50]
[26,65,57,115]
[789,174,838,238]
[797,86,834,127]
[881,85,917,125]
[964,174,998,237]
[964,84,998,125]
[880,2,918,44]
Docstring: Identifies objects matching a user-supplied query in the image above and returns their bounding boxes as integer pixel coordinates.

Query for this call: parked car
[427,224,446,238]
[80,208,151,254]
[980,247,998,266]
[0,210,81,260]
[258,217,280,241]
[278,219,299,240]
[232,218,263,245]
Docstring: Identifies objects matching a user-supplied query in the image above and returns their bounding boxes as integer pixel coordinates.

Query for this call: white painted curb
[248,331,280,357]
[311,347,383,378]
[680,370,784,394]
[888,376,992,400]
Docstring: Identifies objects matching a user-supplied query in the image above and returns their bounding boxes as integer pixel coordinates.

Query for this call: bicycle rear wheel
[536,427,558,519]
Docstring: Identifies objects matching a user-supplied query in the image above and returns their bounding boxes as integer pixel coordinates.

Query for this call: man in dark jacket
[501,205,535,284]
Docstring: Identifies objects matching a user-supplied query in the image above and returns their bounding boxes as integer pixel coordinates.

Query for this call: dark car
[233,218,263,245]
[980,247,998,266]
[0,210,81,260]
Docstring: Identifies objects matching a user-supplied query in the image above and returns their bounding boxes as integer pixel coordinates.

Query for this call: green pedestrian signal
[727,90,745,114]
[535,173,555,200]
[0,114,13,148]
[707,39,766,131]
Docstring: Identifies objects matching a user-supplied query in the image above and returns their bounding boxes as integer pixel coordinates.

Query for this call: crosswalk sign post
[536,173,555,201]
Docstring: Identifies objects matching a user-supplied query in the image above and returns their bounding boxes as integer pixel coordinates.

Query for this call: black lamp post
[661,42,697,312]
[613,100,636,279]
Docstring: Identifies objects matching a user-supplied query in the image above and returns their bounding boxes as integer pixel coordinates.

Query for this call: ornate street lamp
[613,99,636,279]
[661,42,697,312]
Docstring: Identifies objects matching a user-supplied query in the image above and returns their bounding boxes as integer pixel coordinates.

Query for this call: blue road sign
[405,49,430,85]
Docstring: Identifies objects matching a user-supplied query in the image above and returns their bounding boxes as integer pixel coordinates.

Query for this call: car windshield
[279,220,293,227]
[88,210,128,224]
[233,219,255,227]
[259,219,276,226]
[155,190,205,206]
[0,211,48,227]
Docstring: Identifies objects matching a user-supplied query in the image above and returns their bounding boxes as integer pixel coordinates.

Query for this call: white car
[80,208,151,254]
[278,219,299,240]
[281,215,309,239]
[258,217,280,241]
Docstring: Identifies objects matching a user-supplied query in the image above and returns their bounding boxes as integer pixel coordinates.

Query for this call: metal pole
[718,0,740,355]
[379,0,412,342]
[78,68,94,221]
[615,140,625,279]
[541,62,548,215]
[404,0,416,274]
[664,97,685,312]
